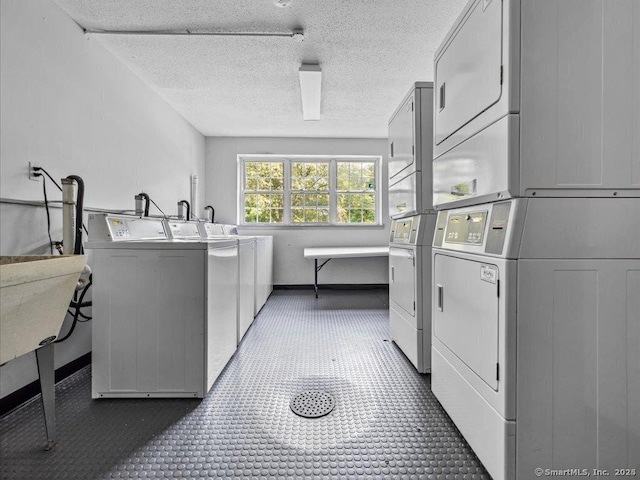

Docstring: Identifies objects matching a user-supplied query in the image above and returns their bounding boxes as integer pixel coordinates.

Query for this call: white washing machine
[253,235,273,314]
[388,214,436,373]
[166,219,256,344]
[199,222,256,343]
[212,224,273,315]
[86,214,238,398]
[431,198,640,480]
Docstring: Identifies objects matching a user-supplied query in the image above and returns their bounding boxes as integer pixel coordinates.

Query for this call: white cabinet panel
[517,260,640,475]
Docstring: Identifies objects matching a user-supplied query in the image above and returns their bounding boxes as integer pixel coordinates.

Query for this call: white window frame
[238,154,382,227]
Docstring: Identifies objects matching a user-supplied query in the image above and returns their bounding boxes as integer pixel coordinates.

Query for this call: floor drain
[290,391,335,418]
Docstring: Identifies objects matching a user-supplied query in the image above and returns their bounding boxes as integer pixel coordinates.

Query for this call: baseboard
[274,284,389,290]
[0,352,91,418]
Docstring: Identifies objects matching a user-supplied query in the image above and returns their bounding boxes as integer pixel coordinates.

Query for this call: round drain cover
[290,391,335,418]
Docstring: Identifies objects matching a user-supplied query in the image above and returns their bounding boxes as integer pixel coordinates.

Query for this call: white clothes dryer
[432,199,640,479]
[388,214,436,372]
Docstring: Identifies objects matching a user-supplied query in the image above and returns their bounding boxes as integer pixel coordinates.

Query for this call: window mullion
[329,159,337,225]
[284,159,292,225]
[375,158,381,224]
[238,159,245,224]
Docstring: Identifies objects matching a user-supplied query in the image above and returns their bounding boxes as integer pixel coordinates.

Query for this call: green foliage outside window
[241,158,379,225]
[291,162,330,223]
[336,162,376,224]
[244,162,284,223]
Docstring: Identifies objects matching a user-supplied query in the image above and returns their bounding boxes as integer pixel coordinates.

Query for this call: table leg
[313,259,332,298]
[314,258,318,298]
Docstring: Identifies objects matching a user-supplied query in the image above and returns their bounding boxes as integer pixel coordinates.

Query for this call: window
[243,161,284,223]
[336,161,376,224]
[240,155,381,226]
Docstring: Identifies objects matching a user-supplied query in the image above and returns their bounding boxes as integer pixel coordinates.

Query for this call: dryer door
[389,246,416,317]
[388,94,416,181]
[434,0,503,147]
[433,253,499,390]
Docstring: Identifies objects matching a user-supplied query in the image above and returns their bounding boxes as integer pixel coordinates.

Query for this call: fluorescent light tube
[299,64,322,121]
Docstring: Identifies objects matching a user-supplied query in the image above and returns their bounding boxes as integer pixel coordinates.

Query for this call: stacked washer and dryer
[430,1,639,478]
[387,82,436,373]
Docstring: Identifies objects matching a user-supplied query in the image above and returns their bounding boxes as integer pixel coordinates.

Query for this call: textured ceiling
[52,0,466,138]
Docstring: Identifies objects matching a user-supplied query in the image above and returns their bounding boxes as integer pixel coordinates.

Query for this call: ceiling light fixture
[298,64,322,121]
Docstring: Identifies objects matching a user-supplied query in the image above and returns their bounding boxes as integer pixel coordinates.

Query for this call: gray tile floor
[0,288,490,479]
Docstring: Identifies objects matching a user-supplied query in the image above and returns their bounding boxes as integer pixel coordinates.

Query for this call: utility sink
[1,255,86,365]
[1,254,86,450]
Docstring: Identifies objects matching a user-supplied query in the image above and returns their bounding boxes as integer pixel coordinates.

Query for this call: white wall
[0,0,205,399]
[205,137,390,285]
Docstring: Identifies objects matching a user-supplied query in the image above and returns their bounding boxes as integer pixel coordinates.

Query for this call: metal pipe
[61,178,77,255]
[83,29,302,39]
[65,175,85,254]
[190,175,198,221]
[135,195,144,216]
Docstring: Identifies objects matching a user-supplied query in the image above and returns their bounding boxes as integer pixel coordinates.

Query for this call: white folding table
[303,246,390,298]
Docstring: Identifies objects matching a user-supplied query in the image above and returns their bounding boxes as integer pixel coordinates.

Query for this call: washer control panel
[166,221,201,239]
[389,214,436,246]
[88,214,167,242]
[108,218,131,239]
[202,223,225,238]
[433,200,520,257]
[445,211,487,245]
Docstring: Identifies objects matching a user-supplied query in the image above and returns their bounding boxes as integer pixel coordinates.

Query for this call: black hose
[67,308,92,321]
[69,301,92,308]
[178,199,190,221]
[204,205,215,223]
[55,274,92,343]
[42,180,54,255]
[65,175,85,254]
